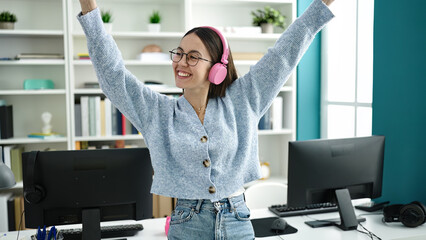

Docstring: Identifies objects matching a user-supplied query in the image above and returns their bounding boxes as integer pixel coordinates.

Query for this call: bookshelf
[1,0,297,218]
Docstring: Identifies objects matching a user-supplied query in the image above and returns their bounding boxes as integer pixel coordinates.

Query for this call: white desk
[2,208,426,240]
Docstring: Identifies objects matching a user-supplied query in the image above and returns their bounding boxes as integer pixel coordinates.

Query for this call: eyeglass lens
[170,49,202,66]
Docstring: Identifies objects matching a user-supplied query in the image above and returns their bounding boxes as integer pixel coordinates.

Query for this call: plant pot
[0,22,15,30]
[260,23,273,34]
[103,23,113,33]
[148,23,161,32]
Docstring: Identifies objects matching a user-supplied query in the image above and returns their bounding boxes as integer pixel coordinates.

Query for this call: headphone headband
[201,26,229,65]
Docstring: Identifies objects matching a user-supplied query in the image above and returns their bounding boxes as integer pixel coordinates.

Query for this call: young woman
[77,0,335,239]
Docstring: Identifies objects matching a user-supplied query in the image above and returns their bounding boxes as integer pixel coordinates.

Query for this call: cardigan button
[203,159,210,167]
[200,136,208,143]
[208,186,216,194]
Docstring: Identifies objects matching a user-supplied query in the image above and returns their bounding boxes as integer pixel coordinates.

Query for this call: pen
[42,225,47,240]
[36,226,41,240]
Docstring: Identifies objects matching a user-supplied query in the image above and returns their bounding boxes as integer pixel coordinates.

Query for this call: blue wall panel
[373,0,426,203]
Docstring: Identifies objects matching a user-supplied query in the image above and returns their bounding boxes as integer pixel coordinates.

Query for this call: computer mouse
[271,218,288,231]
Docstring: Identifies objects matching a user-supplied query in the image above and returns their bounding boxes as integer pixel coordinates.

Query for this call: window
[321,0,374,139]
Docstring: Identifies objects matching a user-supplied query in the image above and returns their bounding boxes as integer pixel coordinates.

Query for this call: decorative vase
[260,23,273,34]
[103,23,113,33]
[0,22,15,30]
[148,23,161,32]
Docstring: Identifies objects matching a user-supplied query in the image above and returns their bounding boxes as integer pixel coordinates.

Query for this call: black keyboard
[58,223,143,240]
[269,202,339,217]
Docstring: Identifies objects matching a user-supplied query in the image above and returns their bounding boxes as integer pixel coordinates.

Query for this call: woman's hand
[322,0,335,6]
[79,0,97,15]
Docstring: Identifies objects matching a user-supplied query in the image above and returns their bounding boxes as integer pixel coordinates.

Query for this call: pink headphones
[202,26,229,85]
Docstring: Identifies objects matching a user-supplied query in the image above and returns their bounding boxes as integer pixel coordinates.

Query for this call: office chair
[244,182,287,210]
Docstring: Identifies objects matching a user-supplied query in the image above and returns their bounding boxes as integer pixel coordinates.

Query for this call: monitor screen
[22,148,153,235]
[287,135,385,230]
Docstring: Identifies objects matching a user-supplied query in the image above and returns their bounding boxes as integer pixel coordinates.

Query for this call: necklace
[196,106,206,114]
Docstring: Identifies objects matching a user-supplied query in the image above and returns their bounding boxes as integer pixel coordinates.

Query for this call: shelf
[258,129,293,135]
[194,0,293,4]
[75,134,144,142]
[0,137,68,145]
[74,59,268,67]
[0,89,66,95]
[0,60,65,65]
[0,30,64,37]
[74,85,182,95]
[73,31,184,39]
[73,59,172,66]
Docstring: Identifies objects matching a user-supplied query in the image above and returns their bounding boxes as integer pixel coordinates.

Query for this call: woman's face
[173,33,212,92]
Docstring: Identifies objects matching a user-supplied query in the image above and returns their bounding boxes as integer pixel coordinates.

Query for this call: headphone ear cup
[383,204,403,222]
[400,202,426,228]
[208,63,227,85]
[24,185,45,204]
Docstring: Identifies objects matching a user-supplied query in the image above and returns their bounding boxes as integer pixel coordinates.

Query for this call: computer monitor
[22,148,153,239]
[287,135,385,230]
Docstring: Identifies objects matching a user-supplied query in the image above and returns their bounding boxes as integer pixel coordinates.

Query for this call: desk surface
[2,208,426,240]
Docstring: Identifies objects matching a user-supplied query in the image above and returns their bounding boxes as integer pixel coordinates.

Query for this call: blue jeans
[167,194,255,240]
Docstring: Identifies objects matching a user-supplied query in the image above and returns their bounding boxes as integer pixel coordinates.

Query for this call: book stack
[0,105,14,139]
[27,132,63,139]
[15,53,64,60]
[77,53,90,60]
[258,96,283,130]
[75,96,140,137]
[0,192,26,231]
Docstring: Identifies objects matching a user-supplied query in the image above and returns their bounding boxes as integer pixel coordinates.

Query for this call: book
[116,109,123,135]
[121,113,126,135]
[104,98,112,136]
[0,105,14,139]
[2,145,13,169]
[27,132,63,139]
[7,195,15,231]
[111,105,118,135]
[74,103,82,136]
[16,53,64,60]
[77,53,90,60]
[0,192,13,232]
[272,96,283,130]
[95,96,101,136]
[258,108,272,130]
[14,196,25,230]
[100,99,106,136]
[88,96,96,136]
[10,146,24,182]
[80,96,89,137]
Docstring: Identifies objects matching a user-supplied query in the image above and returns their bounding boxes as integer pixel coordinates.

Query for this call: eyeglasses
[169,48,213,66]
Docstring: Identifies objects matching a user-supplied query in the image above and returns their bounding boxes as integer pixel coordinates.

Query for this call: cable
[358,223,382,240]
[274,230,285,240]
[304,215,382,240]
[16,209,25,240]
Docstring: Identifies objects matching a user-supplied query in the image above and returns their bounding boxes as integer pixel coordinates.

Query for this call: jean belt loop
[195,199,203,213]
[228,197,235,213]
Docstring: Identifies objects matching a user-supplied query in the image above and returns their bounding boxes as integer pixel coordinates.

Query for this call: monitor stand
[82,208,101,240]
[305,188,365,231]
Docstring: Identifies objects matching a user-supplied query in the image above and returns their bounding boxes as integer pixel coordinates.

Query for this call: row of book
[258,96,283,130]
[75,140,139,150]
[0,145,26,232]
[0,194,26,232]
[75,96,139,137]
[1,146,24,182]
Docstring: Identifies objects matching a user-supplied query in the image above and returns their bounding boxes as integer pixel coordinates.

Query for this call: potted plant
[251,6,286,34]
[0,11,17,30]
[148,10,161,32]
[101,10,113,33]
